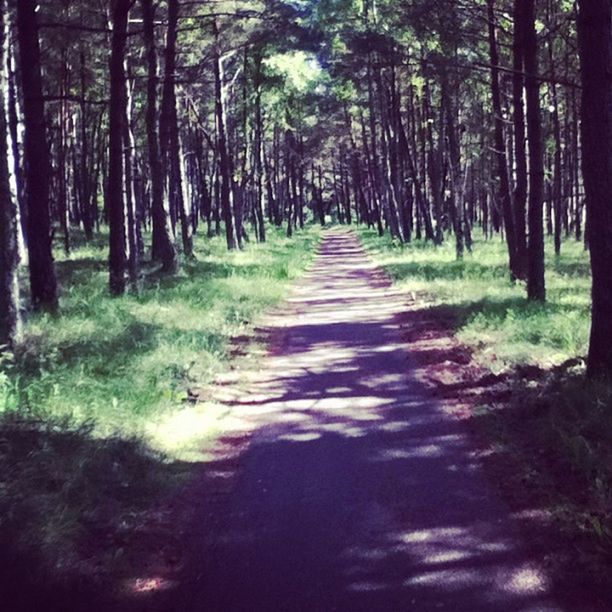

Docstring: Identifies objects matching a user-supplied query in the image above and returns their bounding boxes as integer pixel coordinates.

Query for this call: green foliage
[0,225,319,592]
[4,226,319,440]
[358,227,591,371]
[480,374,612,572]
[264,50,324,93]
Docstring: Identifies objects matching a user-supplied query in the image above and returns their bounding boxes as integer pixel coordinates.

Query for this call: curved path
[178,230,559,611]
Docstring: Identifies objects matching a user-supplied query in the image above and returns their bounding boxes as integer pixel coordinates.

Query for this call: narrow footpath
[175,229,559,611]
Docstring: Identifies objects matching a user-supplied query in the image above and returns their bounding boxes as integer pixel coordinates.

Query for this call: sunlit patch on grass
[358,227,591,369]
[146,403,229,462]
[126,576,177,594]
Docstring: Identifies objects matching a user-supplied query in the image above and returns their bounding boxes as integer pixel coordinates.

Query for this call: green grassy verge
[0,225,320,600]
[358,226,611,598]
[358,227,591,370]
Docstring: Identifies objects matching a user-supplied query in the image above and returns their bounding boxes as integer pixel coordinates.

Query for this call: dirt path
[171,229,560,611]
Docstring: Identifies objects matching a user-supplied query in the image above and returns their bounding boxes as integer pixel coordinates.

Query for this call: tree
[107,0,132,295]
[577,0,612,377]
[142,0,177,272]
[512,0,528,278]
[0,0,20,346]
[16,0,58,310]
[487,0,519,280]
[213,19,237,250]
[524,0,545,301]
[160,0,193,258]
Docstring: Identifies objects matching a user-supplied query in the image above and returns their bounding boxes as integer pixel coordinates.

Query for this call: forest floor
[357,226,612,608]
[2,227,610,611]
[124,228,607,611]
[0,226,321,611]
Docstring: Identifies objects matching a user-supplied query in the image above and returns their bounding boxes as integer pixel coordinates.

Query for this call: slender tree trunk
[78,49,94,241]
[7,36,25,255]
[577,0,612,377]
[424,79,444,244]
[142,0,177,271]
[160,0,193,258]
[16,0,58,309]
[58,48,70,255]
[524,0,546,301]
[488,0,519,280]
[443,78,464,259]
[123,67,139,285]
[107,0,130,296]
[0,0,20,346]
[512,0,528,277]
[213,21,236,250]
[253,57,266,242]
[547,28,563,256]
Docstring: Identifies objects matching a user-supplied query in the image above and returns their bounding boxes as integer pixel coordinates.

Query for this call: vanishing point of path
[176,230,560,611]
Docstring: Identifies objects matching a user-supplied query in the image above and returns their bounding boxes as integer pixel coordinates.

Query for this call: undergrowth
[358,227,590,371]
[480,372,612,597]
[0,224,319,601]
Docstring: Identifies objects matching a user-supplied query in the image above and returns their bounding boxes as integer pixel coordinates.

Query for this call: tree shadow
[0,416,190,612]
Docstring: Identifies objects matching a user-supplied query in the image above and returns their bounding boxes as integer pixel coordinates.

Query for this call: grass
[358,226,611,600]
[358,227,591,371]
[476,372,612,599]
[0,224,320,603]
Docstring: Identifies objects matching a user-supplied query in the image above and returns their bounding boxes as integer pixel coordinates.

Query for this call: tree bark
[512,0,528,277]
[487,0,519,280]
[142,0,177,271]
[213,21,236,250]
[524,0,546,301]
[107,0,131,295]
[16,0,58,309]
[0,0,20,346]
[160,0,193,258]
[577,0,612,377]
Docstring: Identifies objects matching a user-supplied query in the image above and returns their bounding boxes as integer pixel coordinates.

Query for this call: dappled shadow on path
[146,230,570,612]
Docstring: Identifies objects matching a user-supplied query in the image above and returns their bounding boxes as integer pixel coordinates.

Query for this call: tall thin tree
[0,0,20,346]
[107,0,132,295]
[577,0,612,377]
[142,0,177,271]
[487,0,519,280]
[16,0,58,309]
[160,0,193,258]
[524,0,545,301]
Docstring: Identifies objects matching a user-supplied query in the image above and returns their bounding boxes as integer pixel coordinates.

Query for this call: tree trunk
[0,0,20,346]
[512,0,528,277]
[107,0,130,296]
[160,0,193,258]
[524,0,546,301]
[142,0,177,271]
[487,0,519,280]
[16,0,58,309]
[577,0,612,377]
[213,21,236,250]
[253,56,266,242]
[123,65,139,286]
[443,77,464,259]
[58,48,70,255]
